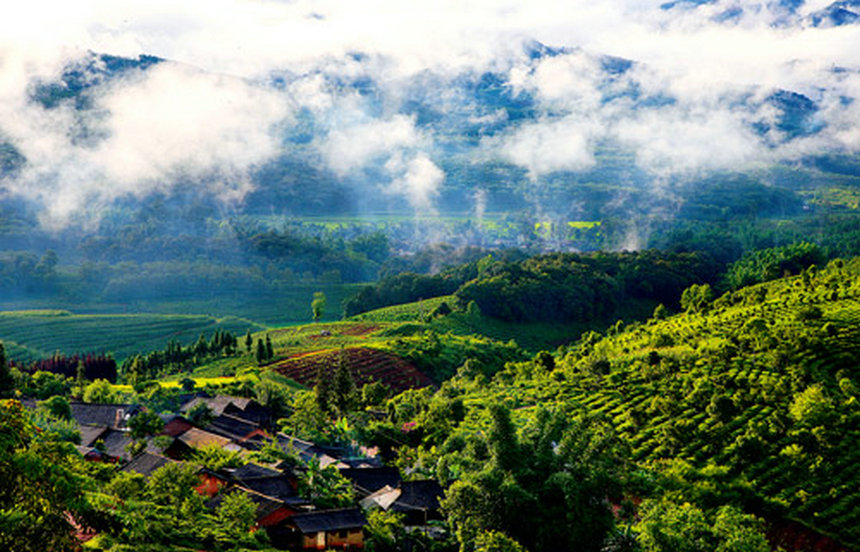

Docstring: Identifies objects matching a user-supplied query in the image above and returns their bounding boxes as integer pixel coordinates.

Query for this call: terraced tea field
[0,311,265,363]
[271,346,434,393]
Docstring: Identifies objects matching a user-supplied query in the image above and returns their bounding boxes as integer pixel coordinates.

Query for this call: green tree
[312,291,327,322]
[789,384,835,427]
[128,410,165,441]
[636,500,711,552]
[314,364,333,416]
[255,338,266,364]
[193,443,246,471]
[332,351,357,416]
[0,343,13,398]
[82,379,117,403]
[39,396,71,420]
[297,456,355,508]
[105,470,146,500]
[244,330,253,354]
[215,490,258,542]
[680,284,713,314]
[146,461,202,509]
[265,334,274,360]
[0,400,89,552]
[475,530,529,552]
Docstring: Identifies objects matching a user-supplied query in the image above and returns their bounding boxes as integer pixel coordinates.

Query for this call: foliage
[455,251,716,323]
[312,291,327,322]
[297,456,355,509]
[441,406,628,552]
[0,342,14,398]
[128,410,165,441]
[82,378,120,403]
[636,501,768,552]
[0,400,89,552]
[193,443,247,471]
[723,242,825,291]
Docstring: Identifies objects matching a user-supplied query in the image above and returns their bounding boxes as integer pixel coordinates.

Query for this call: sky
[0,0,858,226]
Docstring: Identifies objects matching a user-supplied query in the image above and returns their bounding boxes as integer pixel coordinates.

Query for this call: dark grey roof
[391,480,443,512]
[340,467,401,495]
[121,452,174,477]
[206,486,285,521]
[290,508,366,533]
[99,428,133,460]
[182,395,254,416]
[205,413,263,442]
[69,402,139,428]
[240,476,299,503]
[231,463,281,481]
[79,425,109,447]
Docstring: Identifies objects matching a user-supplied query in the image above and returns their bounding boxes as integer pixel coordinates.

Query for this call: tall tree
[265,334,274,360]
[255,338,266,364]
[0,400,89,551]
[312,291,327,322]
[0,342,13,398]
[332,350,357,416]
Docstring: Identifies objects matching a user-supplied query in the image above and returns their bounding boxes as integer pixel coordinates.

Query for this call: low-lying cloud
[1,0,859,227]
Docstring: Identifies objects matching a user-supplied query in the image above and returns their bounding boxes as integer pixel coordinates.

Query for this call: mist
[0,0,858,235]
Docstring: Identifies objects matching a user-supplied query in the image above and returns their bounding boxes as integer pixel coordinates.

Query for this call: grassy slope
[441,258,860,548]
[0,311,265,363]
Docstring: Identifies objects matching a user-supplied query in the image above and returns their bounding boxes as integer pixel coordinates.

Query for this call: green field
[0,311,266,363]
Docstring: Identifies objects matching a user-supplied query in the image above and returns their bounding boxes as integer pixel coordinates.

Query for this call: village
[20,393,444,550]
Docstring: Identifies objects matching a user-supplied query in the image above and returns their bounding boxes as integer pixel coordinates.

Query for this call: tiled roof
[240,476,300,503]
[99,428,133,460]
[122,452,174,477]
[339,467,401,495]
[205,413,264,442]
[69,402,139,428]
[79,425,109,447]
[391,480,444,512]
[182,396,254,417]
[231,463,281,481]
[289,508,366,533]
[178,427,232,449]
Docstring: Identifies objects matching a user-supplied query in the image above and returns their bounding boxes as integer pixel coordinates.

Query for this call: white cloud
[321,115,427,176]
[614,105,766,175]
[1,60,291,228]
[385,152,444,212]
[2,0,860,225]
[497,117,598,179]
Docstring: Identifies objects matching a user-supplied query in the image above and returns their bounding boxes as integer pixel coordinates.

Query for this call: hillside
[413,257,860,549]
[0,311,265,364]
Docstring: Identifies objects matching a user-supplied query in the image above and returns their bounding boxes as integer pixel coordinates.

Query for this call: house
[207,486,299,528]
[227,463,309,508]
[339,466,401,497]
[181,395,271,427]
[121,452,175,477]
[276,433,341,468]
[94,428,134,461]
[205,413,269,444]
[159,415,194,437]
[359,480,444,527]
[389,480,444,526]
[76,425,134,462]
[159,427,238,460]
[197,467,231,497]
[280,508,367,550]
[68,402,140,429]
[178,427,237,450]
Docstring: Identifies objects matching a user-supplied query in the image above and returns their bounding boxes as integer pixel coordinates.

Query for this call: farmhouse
[283,508,367,550]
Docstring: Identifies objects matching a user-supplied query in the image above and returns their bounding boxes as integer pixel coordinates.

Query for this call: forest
[2,238,858,551]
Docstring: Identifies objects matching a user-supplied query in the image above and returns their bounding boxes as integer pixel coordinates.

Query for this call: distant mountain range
[1,33,858,227]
